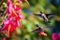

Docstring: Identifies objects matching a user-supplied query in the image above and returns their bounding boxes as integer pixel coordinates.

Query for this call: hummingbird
[32,24,47,36]
[34,11,54,22]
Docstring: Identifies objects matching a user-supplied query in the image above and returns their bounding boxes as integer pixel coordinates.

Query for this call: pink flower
[2,20,16,32]
[18,13,25,19]
[52,33,57,40]
[14,6,22,11]
[2,15,23,32]
[52,33,60,40]
[7,0,13,14]
[1,0,25,38]
[2,37,6,40]
[58,33,60,40]
[7,0,24,20]
[1,19,10,31]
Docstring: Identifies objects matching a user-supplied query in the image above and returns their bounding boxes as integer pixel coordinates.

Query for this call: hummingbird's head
[35,24,39,27]
[40,11,43,14]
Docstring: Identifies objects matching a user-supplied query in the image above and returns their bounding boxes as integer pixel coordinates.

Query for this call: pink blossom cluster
[1,0,24,38]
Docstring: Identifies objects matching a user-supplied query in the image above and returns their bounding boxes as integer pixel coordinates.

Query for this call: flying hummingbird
[32,24,47,36]
[34,11,54,22]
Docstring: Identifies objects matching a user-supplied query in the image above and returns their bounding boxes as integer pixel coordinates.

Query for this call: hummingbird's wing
[34,14,43,18]
[45,14,54,18]
[32,27,43,33]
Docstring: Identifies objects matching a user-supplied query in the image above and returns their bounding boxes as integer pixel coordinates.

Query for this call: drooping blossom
[1,0,30,38]
[7,0,13,14]
[2,15,24,37]
[2,17,17,32]
[1,0,28,38]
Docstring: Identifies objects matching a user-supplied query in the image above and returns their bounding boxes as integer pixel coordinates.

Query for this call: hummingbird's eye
[40,11,42,13]
[40,11,44,14]
[35,24,39,27]
[40,11,43,14]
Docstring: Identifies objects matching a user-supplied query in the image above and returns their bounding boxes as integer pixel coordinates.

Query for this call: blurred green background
[0,0,60,40]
